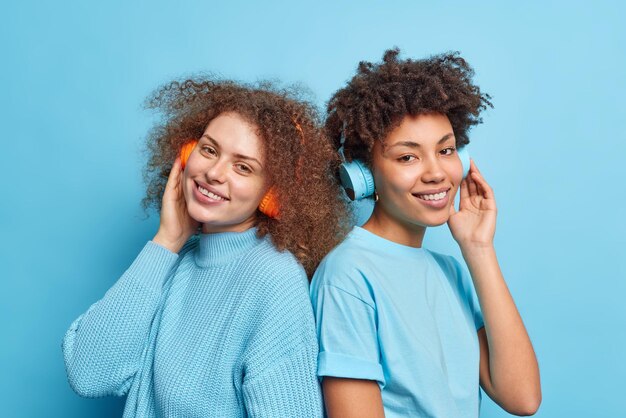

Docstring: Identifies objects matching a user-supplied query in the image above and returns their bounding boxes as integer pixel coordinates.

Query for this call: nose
[204,158,228,184]
[421,156,445,184]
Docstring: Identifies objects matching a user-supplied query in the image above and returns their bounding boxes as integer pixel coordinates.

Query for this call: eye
[235,163,252,174]
[201,145,218,157]
[440,147,456,156]
[397,155,416,163]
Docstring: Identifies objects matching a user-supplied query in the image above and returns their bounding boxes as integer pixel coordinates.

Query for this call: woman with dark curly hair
[310,49,541,417]
[63,77,347,417]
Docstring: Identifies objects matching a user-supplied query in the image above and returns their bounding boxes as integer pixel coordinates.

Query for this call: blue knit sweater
[63,228,323,417]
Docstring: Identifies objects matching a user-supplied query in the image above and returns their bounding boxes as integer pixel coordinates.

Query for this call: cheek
[231,177,266,205]
[450,161,464,185]
[377,168,416,194]
[447,161,464,196]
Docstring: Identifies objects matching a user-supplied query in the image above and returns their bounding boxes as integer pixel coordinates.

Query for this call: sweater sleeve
[242,340,323,418]
[241,261,323,418]
[62,241,179,397]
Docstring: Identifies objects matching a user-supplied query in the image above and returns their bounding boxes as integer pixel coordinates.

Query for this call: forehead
[203,112,264,156]
[383,113,454,147]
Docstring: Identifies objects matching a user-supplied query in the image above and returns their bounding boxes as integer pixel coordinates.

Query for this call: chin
[185,205,209,224]
[187,208,232,230]
[416,213,450,228]
[417,220,447,228]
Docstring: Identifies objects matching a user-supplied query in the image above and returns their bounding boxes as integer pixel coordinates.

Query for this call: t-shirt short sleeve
[310,263,385,386]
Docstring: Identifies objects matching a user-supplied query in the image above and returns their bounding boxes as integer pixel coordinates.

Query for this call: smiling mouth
[414,190,448,201]
[197,183,229,201]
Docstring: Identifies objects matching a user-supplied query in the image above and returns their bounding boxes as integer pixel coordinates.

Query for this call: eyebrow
[201,135,263,167]
[387,132,455,149]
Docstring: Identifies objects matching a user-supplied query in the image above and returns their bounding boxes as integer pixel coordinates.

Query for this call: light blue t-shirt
[310,226,484,418]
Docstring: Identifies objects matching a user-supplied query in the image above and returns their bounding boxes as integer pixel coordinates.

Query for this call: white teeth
[418,191,447,201]
[198,185,226,201]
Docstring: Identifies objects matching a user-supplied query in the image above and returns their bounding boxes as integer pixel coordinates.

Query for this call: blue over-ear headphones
[338,133,471,201]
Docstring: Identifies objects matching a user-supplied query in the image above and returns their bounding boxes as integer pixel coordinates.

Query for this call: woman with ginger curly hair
[63,78,347,417]
[310,49,541,417]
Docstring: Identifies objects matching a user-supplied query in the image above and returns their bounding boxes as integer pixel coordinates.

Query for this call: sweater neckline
[194,227,262,267]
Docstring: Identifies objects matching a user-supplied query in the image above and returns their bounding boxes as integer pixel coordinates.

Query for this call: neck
[201,214,257,234]
[362,204,426,248]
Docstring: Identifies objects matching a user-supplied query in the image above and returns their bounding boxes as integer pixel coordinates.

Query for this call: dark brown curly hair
[326,48,493,166]
[142,77,349,276]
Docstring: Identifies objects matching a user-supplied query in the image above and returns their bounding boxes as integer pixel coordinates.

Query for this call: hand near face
[447,160,497,249]
[153,157,200,253]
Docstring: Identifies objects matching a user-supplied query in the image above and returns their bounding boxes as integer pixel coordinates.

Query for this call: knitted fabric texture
[63,228,323,417]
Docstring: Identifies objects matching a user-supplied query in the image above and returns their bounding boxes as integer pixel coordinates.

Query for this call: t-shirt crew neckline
[351,226,428,258]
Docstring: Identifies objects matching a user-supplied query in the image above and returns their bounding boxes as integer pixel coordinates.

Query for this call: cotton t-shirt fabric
[63,227,323,417]
[310,226,484,418]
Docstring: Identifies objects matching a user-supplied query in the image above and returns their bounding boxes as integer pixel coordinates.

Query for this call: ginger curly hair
[326,48,493,166]
[142,77,349,276]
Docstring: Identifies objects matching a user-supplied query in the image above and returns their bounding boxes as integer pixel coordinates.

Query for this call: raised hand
[153,158,200,253]
[448,161,542,412]
[447,160,497,250]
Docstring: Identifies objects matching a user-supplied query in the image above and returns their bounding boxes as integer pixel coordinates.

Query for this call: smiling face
[366,112,463,244]
[182,112,268,234]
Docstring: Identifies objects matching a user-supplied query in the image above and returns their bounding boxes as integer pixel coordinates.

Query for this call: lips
[413,187,450,209]
[194,181,229,203]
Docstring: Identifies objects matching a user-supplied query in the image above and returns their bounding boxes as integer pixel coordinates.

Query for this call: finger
[469,159,492,196]
[459,178,469,200]
[468,171,478,196]
[177,161,188,199]
[166,158,183,191]
[172,157,182,175]
[471,160,495,198]
[470,159,479,174]
[471,171,494,200]
[471,172,486,198]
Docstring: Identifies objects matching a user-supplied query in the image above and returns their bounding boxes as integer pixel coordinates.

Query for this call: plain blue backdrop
[2,0,625,417]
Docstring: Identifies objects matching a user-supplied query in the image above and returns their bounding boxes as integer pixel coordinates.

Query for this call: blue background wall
[2,1,624,416]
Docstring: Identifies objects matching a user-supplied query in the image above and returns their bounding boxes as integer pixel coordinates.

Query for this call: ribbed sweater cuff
[242,346,323,417]
[125,241,179,290]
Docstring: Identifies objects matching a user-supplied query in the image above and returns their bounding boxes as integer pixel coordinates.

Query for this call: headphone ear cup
[457,145,470,178]
[179,140,198,169]
[258,187,280,219]
[339,160,375,201]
